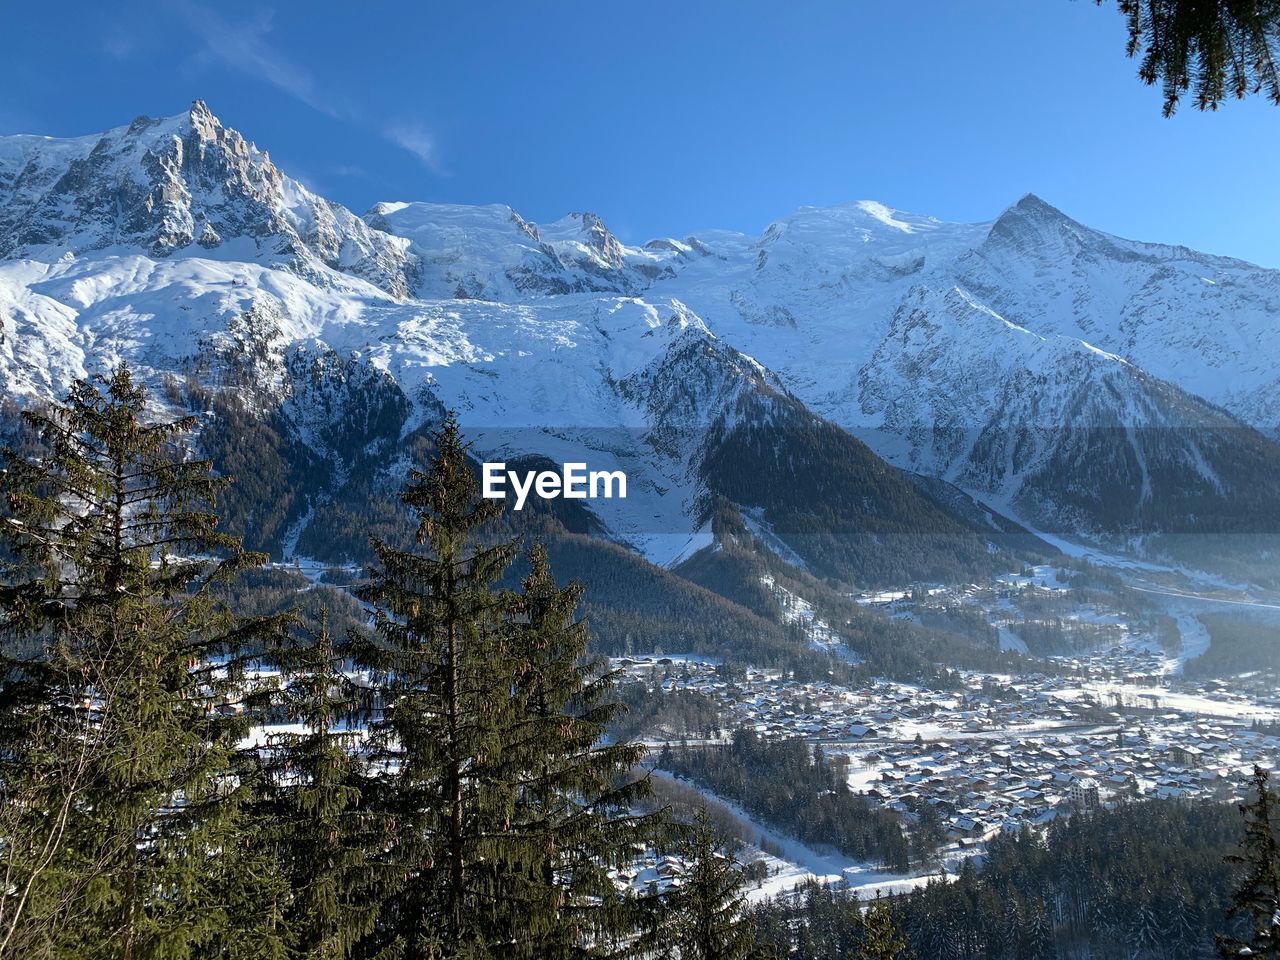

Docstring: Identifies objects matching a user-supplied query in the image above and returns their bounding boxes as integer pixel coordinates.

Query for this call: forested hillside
[0,368,741,958]
[749,798,1249,960]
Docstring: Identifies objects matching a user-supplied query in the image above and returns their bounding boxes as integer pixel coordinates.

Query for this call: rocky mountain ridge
[2,102,1278,584]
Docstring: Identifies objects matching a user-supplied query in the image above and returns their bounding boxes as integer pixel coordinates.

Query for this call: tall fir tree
[857,899,912,960]
[1218,765,1280,959]
[258,610,393,960]
[352,419,673,958]
[351,414,523,959]
[1025,899,1054,960]
[667,811,755,960]
[496,542,666,958]
[0,365,291,959]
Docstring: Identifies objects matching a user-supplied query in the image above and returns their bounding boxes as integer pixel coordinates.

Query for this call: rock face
[1,104,1279,578]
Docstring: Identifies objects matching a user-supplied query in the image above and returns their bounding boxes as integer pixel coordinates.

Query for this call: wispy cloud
[178,1,342,118]
[174,2,445,179]
[103,29,137,60]
[383,123,447,174]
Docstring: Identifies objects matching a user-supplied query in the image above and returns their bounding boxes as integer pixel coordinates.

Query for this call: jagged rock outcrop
[0,100,415,296]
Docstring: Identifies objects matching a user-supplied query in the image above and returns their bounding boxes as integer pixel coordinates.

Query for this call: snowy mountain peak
[983,193,1084,250]
[186,98,217,131]
[1006,192,1060,217]
[0,102,414,296]
[541,211,627,271]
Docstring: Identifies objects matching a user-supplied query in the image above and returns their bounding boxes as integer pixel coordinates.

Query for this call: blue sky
[3,0,1279,266]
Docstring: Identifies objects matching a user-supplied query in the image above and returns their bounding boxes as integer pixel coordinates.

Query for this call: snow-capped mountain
[633,195,1280,550]
[0,101,414,296]
[2,102,1278,583]
[857,283,1276,537]
[952,194,1280,433]
[363,200,684,300]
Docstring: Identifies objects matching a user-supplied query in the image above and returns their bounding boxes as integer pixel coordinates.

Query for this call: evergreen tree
[744,899,791,960]
[259,610,392,960]
[667,812,755,960]
[995,897,1021,960]
[0,365,290,958]
[1104,0,1280,115]
[1130,899,1164,959]
[1218,765,1280,959]
[496,542,665,958]
[350,414,525,958]
[349,417,675,958]
[1026,899,1055,960]
[1166,891,1201,960]
[857,898,912,960]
